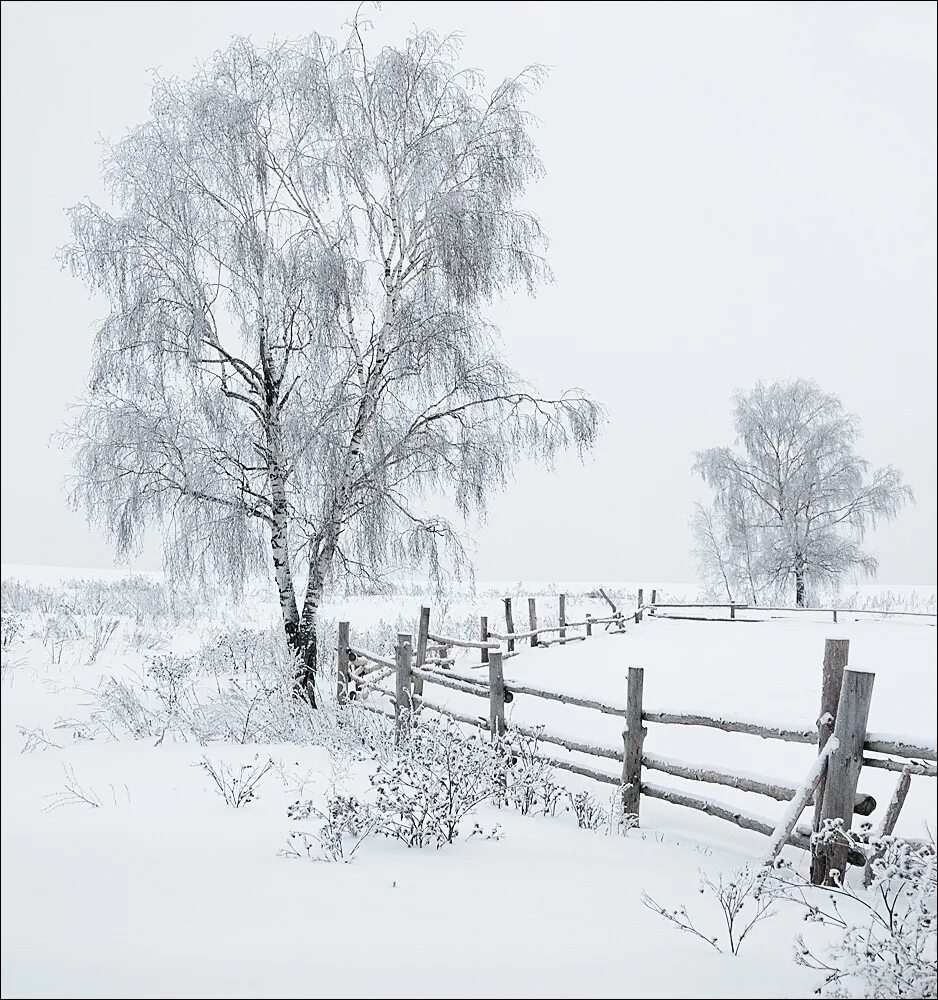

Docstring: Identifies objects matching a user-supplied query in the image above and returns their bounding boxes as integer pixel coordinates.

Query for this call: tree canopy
[62,19,602,695]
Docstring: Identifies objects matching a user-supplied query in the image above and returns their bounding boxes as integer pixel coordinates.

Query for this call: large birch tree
[692,379,911,606]
[63,22,601,702]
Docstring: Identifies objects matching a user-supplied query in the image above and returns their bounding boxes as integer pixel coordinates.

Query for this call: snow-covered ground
[1,570,935,998]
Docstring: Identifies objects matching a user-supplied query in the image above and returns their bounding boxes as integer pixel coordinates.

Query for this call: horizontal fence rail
[649,600,936,624]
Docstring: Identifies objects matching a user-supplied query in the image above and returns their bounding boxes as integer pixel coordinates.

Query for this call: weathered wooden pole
[833,609,838,623]
[558,593,566,640]
[488,650,506,739]
[528,597,538,647]
[585,614,593,637]
[863,767,911,886]
[637,588,644,609]
[730,603,736,620]
[504,597,515,653]
[812,669,874,885]
[811,638,850,864]
[621,666,646,823]
[412,606,431,697]
[480,616,489,665]
[650,589,657,606]
[336,621,351,705]
[394,632,413,741]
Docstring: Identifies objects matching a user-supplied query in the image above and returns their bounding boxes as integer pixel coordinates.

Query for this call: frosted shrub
[199,756,274,808]
[369,717,503,849]
[90,639,328,746]
[198,627,279,676]
[93,676,158,740]
[1,610,24,650]
[568,790,608,831]
[81,613,121,663]
[770,837,937,998]
[499,730,565,817]
[283,794,377,862]
[642,865,776,955]
[1,610,25,674]
[40,602,81,663]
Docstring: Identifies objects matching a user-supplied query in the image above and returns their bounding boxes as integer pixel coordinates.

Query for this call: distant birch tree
[692,379,911,606]
[62,20,602,702]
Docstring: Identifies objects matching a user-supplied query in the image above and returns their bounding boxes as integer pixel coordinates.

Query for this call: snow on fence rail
[339,607,935,885]
[336,591,637,699]
[648,600,937,624]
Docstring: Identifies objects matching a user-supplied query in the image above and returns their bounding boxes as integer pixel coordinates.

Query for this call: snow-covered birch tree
[692,379,911,606]
[62,21,602,702]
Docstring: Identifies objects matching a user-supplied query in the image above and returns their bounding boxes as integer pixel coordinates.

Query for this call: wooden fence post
[559,593,566,640]
[621,666,646,823]
[730,603,736,620]
[528,597,538,647]
[480,616,489,664]
[833,609,838,623]
[637,588,644,609]
[812,668,874,885]
[585,614,592,637]
[488,650,506,739]
[336,621,350,705]
[504,597,515,653]
[650,589,657,606]
[394,632,413,741]
[810,638,850,880]
[412,606,430,697]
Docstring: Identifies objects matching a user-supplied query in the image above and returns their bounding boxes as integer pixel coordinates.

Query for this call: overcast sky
[1,1,935,585]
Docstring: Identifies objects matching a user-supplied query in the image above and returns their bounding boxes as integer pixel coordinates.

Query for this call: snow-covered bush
[368,716,503,848]
[80,613,121,663]
[199,755,274,808]
[39,602,81,663]
[499,729,565,817]
[283,794,377,862]
[1,610,24,650]
[89,640,330,746]
[568,790,608,831]
[642,865,776,955]
[197,627,281,676]
[93,676,158,740]
[770,836,937,998]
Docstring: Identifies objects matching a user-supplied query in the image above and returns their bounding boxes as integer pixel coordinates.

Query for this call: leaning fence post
[559,593,566,640]
[621,666,646,824]
[504,597,515,653]
[488,650,506,739]
[336,621,351,705]
[412,606,431,697]
[863,767,911,886]
[528,597,538,647]
[812,668,874,885]
[480,616,489,664]
[394,632,413,741]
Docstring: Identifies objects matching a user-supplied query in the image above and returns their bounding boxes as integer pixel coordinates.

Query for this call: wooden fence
[337,590,638,702]
[339,604,936,885]
[647,600,937,624]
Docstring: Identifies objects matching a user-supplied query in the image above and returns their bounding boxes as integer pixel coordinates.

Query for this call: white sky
[1,1,935,584]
